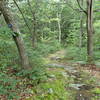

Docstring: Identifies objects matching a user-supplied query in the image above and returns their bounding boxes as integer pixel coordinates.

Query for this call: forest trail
[45,49,100,100]
[46,49,100,79]
[17,49,100,100]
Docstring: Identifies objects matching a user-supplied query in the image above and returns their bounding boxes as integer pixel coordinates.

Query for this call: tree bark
[27,0,37,47]
[87,0,94,63]
[13,0,31,34]
[0,0,30,69]
[76,0,94,63]
[56,3,64,44]
[13,0,36,48]
[79,0,84,48]
[57,12,62,43]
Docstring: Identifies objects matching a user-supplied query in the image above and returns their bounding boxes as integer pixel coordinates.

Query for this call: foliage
[64,46,100,63]
[26,68,75,100]
[32,80,68,100]
[0,26,62,99]
[91,88,100,100]
[92,88,100,94]
[0,0,100,99]
[0,72,19,99]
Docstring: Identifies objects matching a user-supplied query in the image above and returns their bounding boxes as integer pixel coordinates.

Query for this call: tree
[76,0,94,63]
[13,0,37,48]
[0,0,30,69]
[27,0,37,47]
[87,0,94,63]
[56,2,64,43]
[79,0,84,48]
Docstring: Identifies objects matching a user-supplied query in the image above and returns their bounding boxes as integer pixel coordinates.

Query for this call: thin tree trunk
[87,0,94,63]
[0,0,30,69]
[13,0,31,34]
[79,0,84,48]
[27,0,37,47]
[57,12,62,43]
[79,13,83,48]
[13,0,36,48]
[76,0,94,63]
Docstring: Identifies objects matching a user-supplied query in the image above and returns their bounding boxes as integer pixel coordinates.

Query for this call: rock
[69,84,85,90]
[64,67,77,74]
[49,74,55,78]
[64,66,75,70]
[70,75,76,78]
[69,84,94,90]
[47,64,66,68]
[50,57,61,60]
[61,72,69,77]
[48,88,53,94]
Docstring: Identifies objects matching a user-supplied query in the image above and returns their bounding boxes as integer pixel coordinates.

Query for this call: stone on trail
[48,74,55,78]
[69,84,94,90]
[61,72,69,77]
[69,84,85,90]
[50,56,61,60]
[47,63,66,68]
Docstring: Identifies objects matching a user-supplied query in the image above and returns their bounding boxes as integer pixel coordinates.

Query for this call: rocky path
[45,50,100,100]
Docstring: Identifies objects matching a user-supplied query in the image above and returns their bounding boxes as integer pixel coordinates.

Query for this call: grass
[26,66,99,100]
[91,88,100,100]
[26,68,75,100]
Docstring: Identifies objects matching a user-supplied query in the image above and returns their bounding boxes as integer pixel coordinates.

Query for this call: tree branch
[27,0,34,15]
[0,11,2,15]
[13,0,32,33]
[76,0,87,14]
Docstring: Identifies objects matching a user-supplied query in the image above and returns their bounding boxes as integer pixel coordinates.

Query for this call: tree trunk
[27,0,37,47]
[0,0,30,69]
[87,0,94,63]
[13,0,36,48]
[31,12,37,47]
[57,12,62,43]
[79,0,84,48]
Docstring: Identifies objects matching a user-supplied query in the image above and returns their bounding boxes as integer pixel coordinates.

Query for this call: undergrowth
[0,30,61,99]
[64,46,100,63]
[26,68,75,100]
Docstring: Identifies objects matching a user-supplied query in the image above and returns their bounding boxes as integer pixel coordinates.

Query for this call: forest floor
[25,49,100,100]
[47,50,100,79]
[1,50,99,100]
